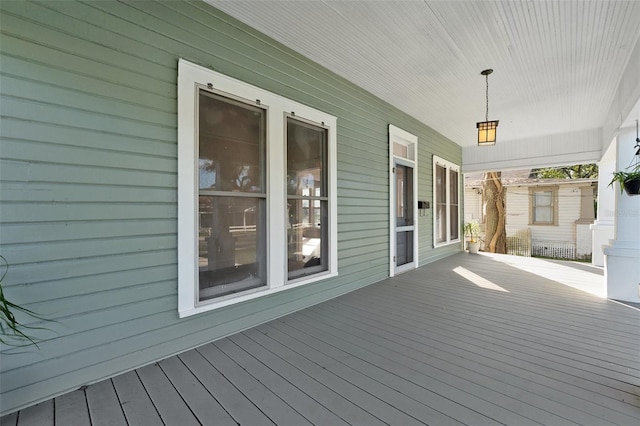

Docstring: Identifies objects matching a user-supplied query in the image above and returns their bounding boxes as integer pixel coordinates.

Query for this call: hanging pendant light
[477,69,499,146]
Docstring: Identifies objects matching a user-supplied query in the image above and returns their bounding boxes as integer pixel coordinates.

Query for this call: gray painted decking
[3,253,639,425]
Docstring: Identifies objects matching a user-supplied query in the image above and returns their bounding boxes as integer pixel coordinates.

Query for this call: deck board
[387,276,640,360]
[3,253,640,425]
[215,337,349,425]
[388,279,639,350]
[329,293,640,414]
[177,349,274,426]
[0,412,17,426]
[136,363,199,426]
[158,356,236,426]
[241,327,430,426]
[85,380,127,426]
[371,277,640,381]
[112,371,163,426]
[251,323,467,426]
[288,309,545,425]
[265,319,502,425]
[197,342,313,425]
[14,400,52,426]
[303,299,630,425]
[231,330,403,425]
[54,389,91,426]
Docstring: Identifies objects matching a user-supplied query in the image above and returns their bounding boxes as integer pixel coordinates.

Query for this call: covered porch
[5,252,638,426]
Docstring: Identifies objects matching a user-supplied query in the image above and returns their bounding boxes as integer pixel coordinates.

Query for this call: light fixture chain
[485,73,489,122]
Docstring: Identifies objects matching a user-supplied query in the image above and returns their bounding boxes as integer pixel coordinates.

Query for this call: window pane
[535,191,552,206]
[287,118,329,280]
[287,200,328,279]
[449,170,459,202]
[287,119,326,196]
[393,142,408,159]
[197,89,267,302]
[450,208,459,240]
[199,90,265,193]
[534,206,552,222]
[396,231,414,266]
[396,165,404,222]
[396,165,414,226]
[436,165,446,203]
[533,191,553,222]
[436,165,446,243]
[198,196,266,301]
[449,170,459,240]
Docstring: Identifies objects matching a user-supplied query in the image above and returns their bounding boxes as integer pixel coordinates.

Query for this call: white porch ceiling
[207,0,640,149]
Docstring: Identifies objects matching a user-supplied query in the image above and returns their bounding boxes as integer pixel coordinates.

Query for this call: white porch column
[603,127,640,302]
[591,144,616,266]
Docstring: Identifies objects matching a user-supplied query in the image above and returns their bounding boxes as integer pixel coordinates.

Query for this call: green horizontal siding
[0,0,461,414]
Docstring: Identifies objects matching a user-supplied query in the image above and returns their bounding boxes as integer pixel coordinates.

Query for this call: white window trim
[388,125,418,277]
[432,155,461,247]
[177,59,337,318]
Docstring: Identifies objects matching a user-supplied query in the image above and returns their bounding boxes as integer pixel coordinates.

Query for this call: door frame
[389,125,418,277]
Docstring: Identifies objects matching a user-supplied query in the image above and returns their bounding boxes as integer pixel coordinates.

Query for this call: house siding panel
[506,185,581,242]
[0,0,460,414]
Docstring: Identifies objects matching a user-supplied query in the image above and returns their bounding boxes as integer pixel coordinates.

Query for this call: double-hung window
[196,90,267,301]
[178,59,337,317]
[433,156,460,246]
[529,187,558,225]
[286,118,329,280]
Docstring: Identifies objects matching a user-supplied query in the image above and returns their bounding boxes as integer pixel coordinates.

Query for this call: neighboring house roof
[464,171,597,188]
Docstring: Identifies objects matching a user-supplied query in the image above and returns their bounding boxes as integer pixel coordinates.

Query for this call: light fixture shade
[477,120,499,146]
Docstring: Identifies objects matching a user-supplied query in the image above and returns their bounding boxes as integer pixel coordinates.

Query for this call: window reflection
[198,89,267,301]
[287,118,328,279]
[199,91,264,193]
[199,196,266,300]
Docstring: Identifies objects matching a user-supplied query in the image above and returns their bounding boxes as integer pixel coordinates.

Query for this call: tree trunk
[482,171,507,253]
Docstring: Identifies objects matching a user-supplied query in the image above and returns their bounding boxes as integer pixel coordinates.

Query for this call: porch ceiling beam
[461,128,603,173]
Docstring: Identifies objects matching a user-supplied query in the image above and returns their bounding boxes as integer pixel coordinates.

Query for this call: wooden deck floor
[3,253,640,425]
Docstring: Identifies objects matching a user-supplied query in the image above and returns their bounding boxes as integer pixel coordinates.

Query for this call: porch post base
[603,242,640,303]
[590,222,614,267]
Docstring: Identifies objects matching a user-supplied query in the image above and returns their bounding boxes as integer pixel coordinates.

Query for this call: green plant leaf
[0,255,52,349]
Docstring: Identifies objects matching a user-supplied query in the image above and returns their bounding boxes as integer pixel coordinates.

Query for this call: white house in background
[464,171,597,260]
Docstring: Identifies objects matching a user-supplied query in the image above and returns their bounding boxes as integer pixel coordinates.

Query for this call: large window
[287,118,329,279]
[529,187,558,225]
[197,91,267,301]
[178,59,337,317]
[433,156,460,246]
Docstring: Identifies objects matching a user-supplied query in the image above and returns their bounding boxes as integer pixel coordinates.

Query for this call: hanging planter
[609,167,640,196]
[610,120,640,196]
[623,176,640,195]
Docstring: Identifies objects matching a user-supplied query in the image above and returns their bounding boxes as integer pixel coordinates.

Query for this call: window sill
[434,239,461,248]
[179,271,338,318]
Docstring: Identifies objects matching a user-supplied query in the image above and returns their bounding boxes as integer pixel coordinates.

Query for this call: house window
[529,187,558,225]
[287,117,328,280]
[449,169,459,240]
[197,90,267,301]
[178,59,337,317]
[433,156,460,246]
